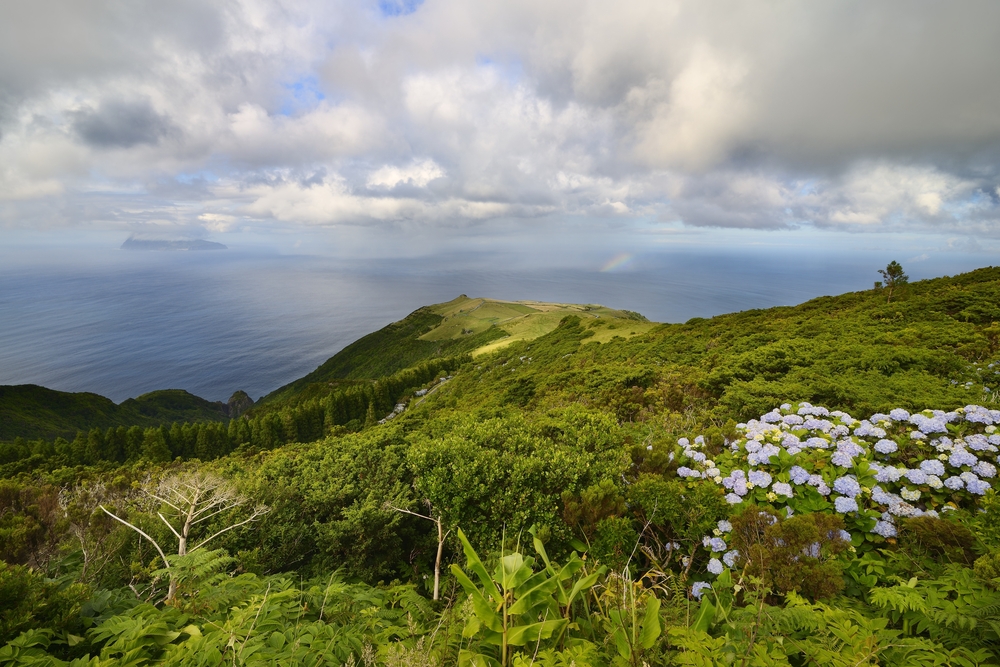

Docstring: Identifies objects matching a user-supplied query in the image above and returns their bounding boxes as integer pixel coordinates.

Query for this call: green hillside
[0,386,236,441]
[4,266,1000,665]
[258,295,653,407]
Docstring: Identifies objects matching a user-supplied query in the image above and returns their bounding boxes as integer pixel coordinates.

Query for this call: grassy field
[420,295,654,355]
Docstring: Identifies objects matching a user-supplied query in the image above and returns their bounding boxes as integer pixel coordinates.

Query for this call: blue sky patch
[378,0,423,17]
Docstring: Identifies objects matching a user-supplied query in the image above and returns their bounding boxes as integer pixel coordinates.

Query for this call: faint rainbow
[600,252,634,273]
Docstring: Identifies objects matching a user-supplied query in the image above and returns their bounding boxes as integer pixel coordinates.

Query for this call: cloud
[1,0,999,243]
[72,99,176,148]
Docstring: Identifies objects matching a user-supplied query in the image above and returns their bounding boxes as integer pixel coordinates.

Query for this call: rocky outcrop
[225,390,255,417]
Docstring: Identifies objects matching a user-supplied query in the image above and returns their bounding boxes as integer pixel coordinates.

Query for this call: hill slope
[0,386,246,441]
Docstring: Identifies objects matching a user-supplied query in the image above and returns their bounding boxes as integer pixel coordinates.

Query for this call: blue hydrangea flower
[748,470,772,488]
[717,520,733,533]
[677,467,700,478]
[782,433,802,448]
[944,476,964,490]
[904,469,928,485]
[830,451,854,467]
[870,413,890,423]
[872,520,897,538]
[725,493,743,505]
[805,436,830,449]
[854,421,887,438]
[772,482,793,498]
[790,466,810,485]
[804,420,833,433]
[967,478,991,495]
[677,437,690,447]
[910,431,927,440]
[709,537,727,552]
[761,411,782,423]
[707,558,724,575]
[910,414,947,433]
[782,414,804,426]
[949,449,978,468]
[919,460,945,476]
[889,408,910,421]
[723,550,740,567]
[875,466,902,483]
[833,476,861,498]
[874,439,897,454]
[691,582,712,599]
[973,461,997,478]
[830,425,850,438]
[834,497,859,513]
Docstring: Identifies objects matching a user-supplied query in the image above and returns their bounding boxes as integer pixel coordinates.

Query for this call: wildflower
[967,478,991,495]
[833,476,862,498]
[831,451,855,467]
[707,559,724,575]
[790,466,811,485]
[966,434,990,451]
[854,421,887,438]
[874,439,897,454]
[723,550,740,567]
[834,497,859,513]
[773,482,794,498]
[949,449,978,468]
[919,460,945,476]
[875,466,903,483]
[910,414,947,433]
[748,470,772,488]
[691,582,712,599]
[973,461,997,478]
[872,520,897,538]
[830,425,850,438]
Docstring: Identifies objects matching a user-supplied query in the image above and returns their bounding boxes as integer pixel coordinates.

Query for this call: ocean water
[0,245,991,403]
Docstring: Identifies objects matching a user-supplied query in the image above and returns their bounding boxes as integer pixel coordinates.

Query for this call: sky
[2,0,1000,259]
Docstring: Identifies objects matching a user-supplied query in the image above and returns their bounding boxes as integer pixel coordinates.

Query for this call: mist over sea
[0,244,992,403]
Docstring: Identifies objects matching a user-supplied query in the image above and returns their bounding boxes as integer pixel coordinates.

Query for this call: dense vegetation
[3,266,1000,665]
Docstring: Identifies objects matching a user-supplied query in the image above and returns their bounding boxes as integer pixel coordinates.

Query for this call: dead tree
[384,500,450,600]
[101,469,269,603]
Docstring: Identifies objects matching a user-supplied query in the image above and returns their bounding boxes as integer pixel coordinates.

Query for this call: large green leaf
[457,529,504,606]
[639,596,661,649]
[505,618,569,647]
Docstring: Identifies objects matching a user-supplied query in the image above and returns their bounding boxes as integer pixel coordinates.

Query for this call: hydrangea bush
[673,402,1000,597]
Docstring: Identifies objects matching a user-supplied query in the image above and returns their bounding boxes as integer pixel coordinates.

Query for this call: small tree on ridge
[876,261,908,303]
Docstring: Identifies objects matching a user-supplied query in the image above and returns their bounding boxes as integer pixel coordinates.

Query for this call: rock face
[225,391,255,418]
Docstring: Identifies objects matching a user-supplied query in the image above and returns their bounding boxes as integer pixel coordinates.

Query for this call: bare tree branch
[101,505,170,569]
[190,506,270,553]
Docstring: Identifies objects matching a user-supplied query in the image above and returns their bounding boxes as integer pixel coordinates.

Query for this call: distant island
[121,236,227,251]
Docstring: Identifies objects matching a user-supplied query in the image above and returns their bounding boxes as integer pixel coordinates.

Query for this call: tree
[876,260,908,303]
[384,499,450,600]
[101,469,269,603]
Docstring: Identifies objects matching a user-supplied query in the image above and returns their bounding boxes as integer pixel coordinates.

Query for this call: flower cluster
[676,402,1000,586]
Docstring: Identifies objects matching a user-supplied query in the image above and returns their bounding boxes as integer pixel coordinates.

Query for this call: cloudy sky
[2,0,1000,257]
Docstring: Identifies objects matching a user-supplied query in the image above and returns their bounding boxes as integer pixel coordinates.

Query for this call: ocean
[0,244,991,403]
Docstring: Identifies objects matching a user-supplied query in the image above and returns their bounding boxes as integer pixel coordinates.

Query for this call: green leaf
[639,596,661,649]
[506,618,569,647]
[691,597,715,634]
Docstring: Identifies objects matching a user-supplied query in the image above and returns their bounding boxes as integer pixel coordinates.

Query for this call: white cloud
[0,0,999,242]
[367,159,444,189]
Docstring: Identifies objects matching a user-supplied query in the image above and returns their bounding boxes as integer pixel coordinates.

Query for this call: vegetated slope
[257,295,653,407]
[422,266,1000,425]
[0,386,237,441]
